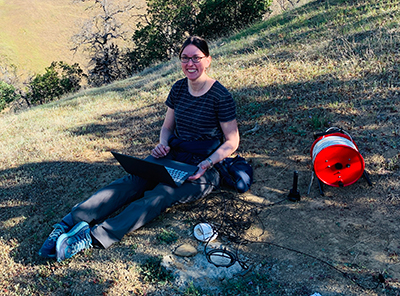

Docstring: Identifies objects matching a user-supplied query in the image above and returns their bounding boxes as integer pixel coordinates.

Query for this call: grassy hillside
[1,0,399,295]
[0,0,144,76]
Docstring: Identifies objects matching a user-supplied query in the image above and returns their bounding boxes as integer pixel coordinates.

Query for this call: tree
[0,57,19,86]
[72,0,137,86]
[57,61,85,93]
[123,0,199,73]
[124,0,272,73]
[195,0,273,39]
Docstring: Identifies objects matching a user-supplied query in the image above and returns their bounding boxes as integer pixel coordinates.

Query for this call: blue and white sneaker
[38,222,70,258]
[56,221,92,262]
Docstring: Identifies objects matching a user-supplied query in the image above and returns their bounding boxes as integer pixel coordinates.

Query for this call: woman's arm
[188,119,239,180]
[151,107,175,158]
[207,119,240,164]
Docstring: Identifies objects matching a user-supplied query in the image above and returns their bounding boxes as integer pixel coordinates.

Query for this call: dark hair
[179,36,210,58]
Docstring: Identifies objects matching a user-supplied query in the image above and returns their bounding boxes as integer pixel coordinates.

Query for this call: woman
[39,36,240,262]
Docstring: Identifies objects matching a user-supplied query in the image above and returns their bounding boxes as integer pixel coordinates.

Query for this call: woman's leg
[62,174,156,228]
[40,174,154,258]
[91,168,220,248]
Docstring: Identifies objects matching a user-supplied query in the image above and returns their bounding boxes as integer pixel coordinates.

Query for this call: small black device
[288,171,301,202]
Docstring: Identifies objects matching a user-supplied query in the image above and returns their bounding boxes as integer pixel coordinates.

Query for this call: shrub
[123,0,198,73]
[26,61,84,105]
[0,81,20,111]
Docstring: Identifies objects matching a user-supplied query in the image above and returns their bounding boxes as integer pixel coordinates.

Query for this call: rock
[173,244,198,257]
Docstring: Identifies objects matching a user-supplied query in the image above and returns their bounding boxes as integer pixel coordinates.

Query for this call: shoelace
[49,225,66,241]
[70,232,92,254]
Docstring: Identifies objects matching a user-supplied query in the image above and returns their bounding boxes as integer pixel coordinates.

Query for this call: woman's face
[180,44,211,81]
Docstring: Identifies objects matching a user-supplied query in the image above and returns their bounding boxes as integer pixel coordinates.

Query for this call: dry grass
[1,0,400,295]
[0,0,146,77]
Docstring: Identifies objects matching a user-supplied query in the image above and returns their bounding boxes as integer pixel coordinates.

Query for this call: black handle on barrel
[313,127,344,139]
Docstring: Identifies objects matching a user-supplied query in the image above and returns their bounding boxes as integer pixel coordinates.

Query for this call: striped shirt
[166,78,236,141]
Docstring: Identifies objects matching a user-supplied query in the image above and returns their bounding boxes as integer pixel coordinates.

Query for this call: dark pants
[62,169,220,249]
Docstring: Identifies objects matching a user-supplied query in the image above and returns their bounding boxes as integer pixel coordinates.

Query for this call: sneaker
[38,222,70,258]
[56,221,92,262]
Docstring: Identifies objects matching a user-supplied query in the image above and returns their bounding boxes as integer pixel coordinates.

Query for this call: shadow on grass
[0,161,124,262]
[0,160,139,294]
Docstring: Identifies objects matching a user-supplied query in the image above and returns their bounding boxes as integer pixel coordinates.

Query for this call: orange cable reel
[310,128,365,187]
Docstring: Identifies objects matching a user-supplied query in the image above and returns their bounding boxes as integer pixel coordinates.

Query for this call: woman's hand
[188,159,212,181]
[151,144,170,158]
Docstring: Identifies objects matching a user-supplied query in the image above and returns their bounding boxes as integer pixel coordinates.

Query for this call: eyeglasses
[180,56,206,63]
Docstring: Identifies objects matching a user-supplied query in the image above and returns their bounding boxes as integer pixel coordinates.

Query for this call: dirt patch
[237,117,399,295]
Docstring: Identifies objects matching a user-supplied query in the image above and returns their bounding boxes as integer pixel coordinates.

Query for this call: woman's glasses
[180,56,206,63]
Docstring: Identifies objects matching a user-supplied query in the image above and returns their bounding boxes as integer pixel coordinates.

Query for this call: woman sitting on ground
[39,36,240,262]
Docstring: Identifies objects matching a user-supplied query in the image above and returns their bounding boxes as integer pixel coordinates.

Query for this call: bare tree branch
[71,0,137,85]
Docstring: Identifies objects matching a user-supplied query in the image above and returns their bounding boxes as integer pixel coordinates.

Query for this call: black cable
[205,248,237,268]
[242,239,382,291]
[176,171,385,292]
[197,187,273,270]
[178,188,384,292]
[200,189,251,269]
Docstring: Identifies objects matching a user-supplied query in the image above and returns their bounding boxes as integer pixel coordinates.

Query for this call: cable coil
[312,136,358,164]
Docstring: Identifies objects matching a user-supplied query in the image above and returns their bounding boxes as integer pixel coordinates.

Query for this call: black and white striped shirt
[166,78,236,141]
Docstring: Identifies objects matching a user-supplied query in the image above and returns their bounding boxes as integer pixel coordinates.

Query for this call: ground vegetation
[0,0,399,295]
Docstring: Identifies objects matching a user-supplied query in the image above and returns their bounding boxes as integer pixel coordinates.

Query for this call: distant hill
[0,0,304,78]
[0,0,145,76]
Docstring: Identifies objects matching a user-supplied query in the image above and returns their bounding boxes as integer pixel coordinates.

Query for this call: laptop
[111,151,199,187]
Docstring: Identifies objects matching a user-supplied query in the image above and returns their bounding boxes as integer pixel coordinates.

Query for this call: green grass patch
[138,256,173,284]
[156,228,179,244]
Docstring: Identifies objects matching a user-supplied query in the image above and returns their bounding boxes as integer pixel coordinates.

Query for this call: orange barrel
[310,132,365,187]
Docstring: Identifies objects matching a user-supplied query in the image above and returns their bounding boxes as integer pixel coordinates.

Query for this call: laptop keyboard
[165,166,189,183]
